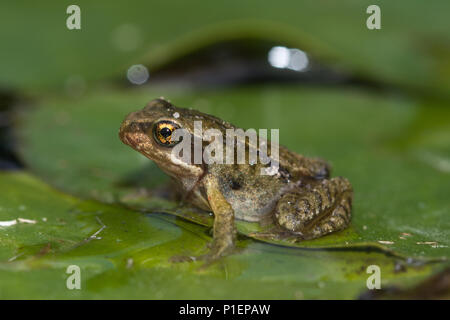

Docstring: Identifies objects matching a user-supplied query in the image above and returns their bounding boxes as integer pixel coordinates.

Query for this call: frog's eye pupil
[153,120,181,147]
[160,127,172,138]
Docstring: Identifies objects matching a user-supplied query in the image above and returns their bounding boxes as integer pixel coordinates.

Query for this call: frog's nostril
[124,111,143,123]
[119,120,147,148]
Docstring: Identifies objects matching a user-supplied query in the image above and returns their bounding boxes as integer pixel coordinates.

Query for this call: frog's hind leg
[275,177,353,240]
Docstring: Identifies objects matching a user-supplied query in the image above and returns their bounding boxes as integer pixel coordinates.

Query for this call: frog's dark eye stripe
[153,121,181,147]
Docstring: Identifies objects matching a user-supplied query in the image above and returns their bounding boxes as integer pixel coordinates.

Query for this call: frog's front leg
[275,177,353,240]
[203,175,237,259]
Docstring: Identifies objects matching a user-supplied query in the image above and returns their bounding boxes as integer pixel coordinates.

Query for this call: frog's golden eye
[153,121,181,147]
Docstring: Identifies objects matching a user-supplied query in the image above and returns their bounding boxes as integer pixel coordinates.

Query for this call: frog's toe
[168,244,234,265]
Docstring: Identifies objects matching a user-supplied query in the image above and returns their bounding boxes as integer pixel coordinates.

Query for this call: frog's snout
[119,112,153,152]
[119,121,134,147]
[119,112,140,145]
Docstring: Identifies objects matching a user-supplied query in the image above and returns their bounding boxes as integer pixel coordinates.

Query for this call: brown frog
[119,98,353,260]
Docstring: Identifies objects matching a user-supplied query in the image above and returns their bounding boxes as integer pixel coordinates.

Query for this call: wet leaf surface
[0,172,447,299]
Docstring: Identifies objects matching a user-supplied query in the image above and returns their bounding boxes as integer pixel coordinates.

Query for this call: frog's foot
[275,177,353,240]
[168,246,227,264]
[169,240,236,265]
[204,240,237,259]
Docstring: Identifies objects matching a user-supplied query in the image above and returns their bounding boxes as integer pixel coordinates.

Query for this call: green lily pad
[0,172,447,299]
[15,85,450,260]
[1,1,449,97]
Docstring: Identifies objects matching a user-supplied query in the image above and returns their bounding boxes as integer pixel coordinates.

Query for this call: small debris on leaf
[378,240,394,245]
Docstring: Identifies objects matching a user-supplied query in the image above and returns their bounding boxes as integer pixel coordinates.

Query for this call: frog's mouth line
[118,126,134,148]
[119,123,150,154]
[120,131,149,154]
